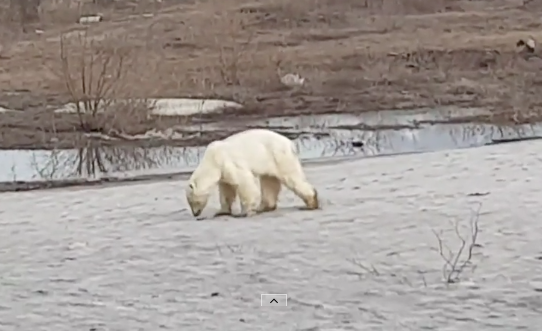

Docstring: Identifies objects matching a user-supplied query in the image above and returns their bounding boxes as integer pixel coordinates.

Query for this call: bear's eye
[189,183,195,190]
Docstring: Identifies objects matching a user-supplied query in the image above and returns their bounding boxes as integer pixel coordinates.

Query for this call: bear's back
[220,129,296,175]
[224,129,292,150]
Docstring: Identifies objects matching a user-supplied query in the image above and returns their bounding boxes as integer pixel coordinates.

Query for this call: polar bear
[185,129,319,218]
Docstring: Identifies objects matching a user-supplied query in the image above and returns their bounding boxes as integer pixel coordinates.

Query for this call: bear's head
[185,141,224,217]
[186,180,211,217]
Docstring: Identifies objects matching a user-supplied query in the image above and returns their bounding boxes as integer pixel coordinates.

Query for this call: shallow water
[1,110,542,182]
[0,146,204,182]
[253,106,492,128]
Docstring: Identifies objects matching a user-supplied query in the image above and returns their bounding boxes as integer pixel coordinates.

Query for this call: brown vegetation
[1,0,542,149]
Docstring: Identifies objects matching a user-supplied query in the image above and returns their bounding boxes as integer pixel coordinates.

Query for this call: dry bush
[166,0,284,97]
[0,0,36,33]
[192,2,258,87]
[238,0,342,29]
[0,0,164,33]
[56,31,157,136]
[37,0,89,26]
[214,16,256,86]
[0,25,20,59]
[11,0,40,25]
[346,205,483,288]
[4,0,103,31]
[432,204,481,284]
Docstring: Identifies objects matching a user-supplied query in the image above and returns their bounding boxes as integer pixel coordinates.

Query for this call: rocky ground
[1,140,541,330]
[1,0,542,149]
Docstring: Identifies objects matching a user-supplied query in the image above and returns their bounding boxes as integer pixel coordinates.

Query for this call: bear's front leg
[214,183,237,217]
[234,176,259,218]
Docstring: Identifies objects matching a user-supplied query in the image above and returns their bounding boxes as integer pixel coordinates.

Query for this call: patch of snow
[78,15,103,24]
[280,73,306,87]
[53,98,242,116]
[0,106,16,112]
[85,128,190,141]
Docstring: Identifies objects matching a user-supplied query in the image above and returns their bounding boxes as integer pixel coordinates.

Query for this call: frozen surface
[1,141,541,330]
[53,98,242,116]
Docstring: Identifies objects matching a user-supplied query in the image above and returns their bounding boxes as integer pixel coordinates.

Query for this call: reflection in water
[295,123,542,158]
[1,118,541,182]
[2,145,206,182]
[255,107,491,129]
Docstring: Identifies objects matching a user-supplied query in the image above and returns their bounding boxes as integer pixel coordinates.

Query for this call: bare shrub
[432,204,481,284]
[57,31,155,136]
[38,0,85,26]
[176,0,282,97]
[37,0,128,27]
[200,3,259,87]
[214,15,255,86]
[346,258,380,277]
[92,0,114,6]
[0,24,19,59]
[346,256,429,287]
[38,0,160,26]
[11,0,40,26]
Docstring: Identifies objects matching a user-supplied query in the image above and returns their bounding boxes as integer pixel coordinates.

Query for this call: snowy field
[1,141,541,330]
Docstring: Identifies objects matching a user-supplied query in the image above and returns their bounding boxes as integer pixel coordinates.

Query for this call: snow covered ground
[1,141,541,330]
[53,98,242,116]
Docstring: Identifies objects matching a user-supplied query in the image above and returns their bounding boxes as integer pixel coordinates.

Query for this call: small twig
[10,163,17,182]
[417,270,428,288]
[346,258,380,276]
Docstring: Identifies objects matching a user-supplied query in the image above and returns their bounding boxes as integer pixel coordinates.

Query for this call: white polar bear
[185,129,319,218]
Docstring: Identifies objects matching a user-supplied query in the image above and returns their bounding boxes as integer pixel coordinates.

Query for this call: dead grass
[1,0,542,148]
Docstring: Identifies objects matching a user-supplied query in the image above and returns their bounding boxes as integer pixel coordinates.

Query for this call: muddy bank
[2,110,542,192]
[3,0,542,153]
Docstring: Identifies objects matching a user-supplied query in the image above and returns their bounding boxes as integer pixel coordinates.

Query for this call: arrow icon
[261,294,287,306]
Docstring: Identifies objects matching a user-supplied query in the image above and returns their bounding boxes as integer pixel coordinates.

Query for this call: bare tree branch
[433,204,481,284]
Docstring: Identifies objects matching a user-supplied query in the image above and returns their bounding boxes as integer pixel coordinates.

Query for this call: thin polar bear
[185,129,319,218]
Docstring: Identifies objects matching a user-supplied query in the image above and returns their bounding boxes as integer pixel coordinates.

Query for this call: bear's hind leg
[214,182,237,217]
[235,175,260,218]
[257,175,281,213]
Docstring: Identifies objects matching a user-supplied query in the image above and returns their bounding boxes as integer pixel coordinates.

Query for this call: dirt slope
[2,0,542,149]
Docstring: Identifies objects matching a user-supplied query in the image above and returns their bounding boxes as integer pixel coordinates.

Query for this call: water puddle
[241,107,542,158]
[0,146,205,183]
[252,106,492,129]
[1,108,541,189]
